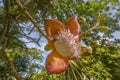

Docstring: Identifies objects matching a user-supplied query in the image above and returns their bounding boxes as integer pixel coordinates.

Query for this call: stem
[15,0,49,40]
[72,69,78,80]
[1,1,23,80]
[1,38,23,80]
[80,22,99,38]
[0,0,10,43]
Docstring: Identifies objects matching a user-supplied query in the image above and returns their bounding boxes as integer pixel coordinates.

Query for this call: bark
[0,0,23,80]
[2,39,23,80]
[15,0,49,40]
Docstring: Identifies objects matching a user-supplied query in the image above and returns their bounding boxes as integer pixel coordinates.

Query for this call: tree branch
[1,0,23,80]
[1,38,23,80]
[80,22,99,38]
[15,0,49,40]
[0,0,10,43]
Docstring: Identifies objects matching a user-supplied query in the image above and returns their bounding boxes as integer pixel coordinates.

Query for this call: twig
[80,22,99,38]
[1,1,23,80]
[27,26,35,35]
[19,29,41,46]
[72,69,78,80]
[0,0,10,43]
[15,0,49,40]
[1,38,23,80]
[82,37,95,44]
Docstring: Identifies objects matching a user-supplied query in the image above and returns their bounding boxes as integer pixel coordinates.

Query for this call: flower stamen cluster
[54,30,80,58]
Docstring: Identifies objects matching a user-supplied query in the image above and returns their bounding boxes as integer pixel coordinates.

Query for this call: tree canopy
[0,0,120,80]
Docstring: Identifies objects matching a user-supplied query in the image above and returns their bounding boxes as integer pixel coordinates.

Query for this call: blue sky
[112,31,120,39]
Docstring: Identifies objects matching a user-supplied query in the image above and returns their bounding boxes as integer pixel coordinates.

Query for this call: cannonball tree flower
[44,16,81,74]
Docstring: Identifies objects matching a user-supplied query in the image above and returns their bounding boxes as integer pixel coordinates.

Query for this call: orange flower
[45,16,81,74]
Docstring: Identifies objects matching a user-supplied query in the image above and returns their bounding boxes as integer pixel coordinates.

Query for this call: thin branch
[72,69,78,80]
[0,23,8,43]
[27,26,35,35]
[82,37,95,44]
[1,1,23,80]
[80,22,99,38]
[15,0,49,40]
[1,38,23,80]
[19,28,41,46]
[24,35,41,46]
[0,0,10,43]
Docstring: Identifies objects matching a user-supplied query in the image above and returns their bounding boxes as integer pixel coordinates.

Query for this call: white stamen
[54,31,80,58]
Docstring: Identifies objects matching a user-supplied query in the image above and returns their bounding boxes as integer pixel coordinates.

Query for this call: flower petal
[65,16,80,35]
[45,40,55,51]
[45,18,64,37]
[45,50,68,74]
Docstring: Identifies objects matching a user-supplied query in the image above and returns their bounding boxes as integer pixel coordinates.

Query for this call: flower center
[54,30,80,58]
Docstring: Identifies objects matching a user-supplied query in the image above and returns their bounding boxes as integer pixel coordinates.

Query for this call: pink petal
[45,50,69,74]
[45,18,64,37]
[65,16,80,35]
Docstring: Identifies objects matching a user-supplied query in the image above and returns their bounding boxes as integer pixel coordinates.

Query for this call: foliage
[0,0,120,80]
[0,47,43,79]
[32,46,119,80]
